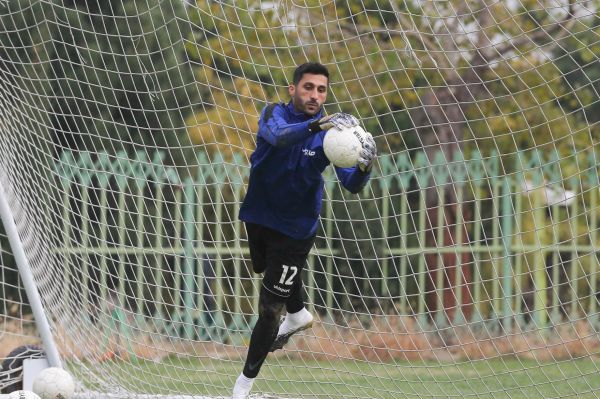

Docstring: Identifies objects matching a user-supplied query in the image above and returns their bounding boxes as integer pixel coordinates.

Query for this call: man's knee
[258,288,286,326]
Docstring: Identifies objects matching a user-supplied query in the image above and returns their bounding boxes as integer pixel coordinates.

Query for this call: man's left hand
[358,133,377,173]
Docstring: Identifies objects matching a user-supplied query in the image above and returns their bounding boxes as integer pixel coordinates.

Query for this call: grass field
[86,356,600,399]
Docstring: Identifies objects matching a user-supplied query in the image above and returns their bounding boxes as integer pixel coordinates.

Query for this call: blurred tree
[185,0,592,157]
[46,0,200,165]
[0,1,57,299]
[554,14,600,126]
[184,0,421,156]
[186,70,265,161]
[0,0,54,123]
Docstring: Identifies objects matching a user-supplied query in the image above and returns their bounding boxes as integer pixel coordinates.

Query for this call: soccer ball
[8,391,41,399]
[323,124,367,168]
[32,367,75,399]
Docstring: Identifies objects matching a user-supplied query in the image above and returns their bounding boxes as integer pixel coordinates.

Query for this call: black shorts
[246,223,315,298]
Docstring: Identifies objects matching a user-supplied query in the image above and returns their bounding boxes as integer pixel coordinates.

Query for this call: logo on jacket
[302,148,315,157]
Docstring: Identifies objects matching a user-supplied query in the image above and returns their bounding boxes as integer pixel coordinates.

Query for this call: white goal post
[1,1,600,398]
[0,182,61,368]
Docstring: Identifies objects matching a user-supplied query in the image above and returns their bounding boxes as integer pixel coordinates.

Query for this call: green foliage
[45,0,199,164]
[2,0,593,161]
[465,58,590,160]
[0,0,201,165]
[0,0,54,133]
[554,15,600,127]
[185,0,421,154]
[184,0,592,160]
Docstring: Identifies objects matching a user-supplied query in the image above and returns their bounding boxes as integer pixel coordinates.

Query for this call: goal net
[1,0,600,398]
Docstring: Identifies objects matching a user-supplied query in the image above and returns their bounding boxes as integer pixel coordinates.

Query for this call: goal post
[1,0,600,398]
[0,181,61,368]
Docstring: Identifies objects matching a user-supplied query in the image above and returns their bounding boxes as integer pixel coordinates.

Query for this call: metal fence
[51,149,600,339]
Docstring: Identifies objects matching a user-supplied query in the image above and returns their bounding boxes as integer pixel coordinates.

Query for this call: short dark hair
[292,62,329,85]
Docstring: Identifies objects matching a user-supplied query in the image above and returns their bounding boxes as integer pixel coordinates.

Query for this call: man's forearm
[261,120,312,147]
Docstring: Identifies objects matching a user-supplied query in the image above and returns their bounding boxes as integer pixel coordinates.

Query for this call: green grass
[82,356,600,399]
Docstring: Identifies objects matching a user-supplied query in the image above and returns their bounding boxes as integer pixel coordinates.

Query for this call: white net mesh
[1,0,600,398]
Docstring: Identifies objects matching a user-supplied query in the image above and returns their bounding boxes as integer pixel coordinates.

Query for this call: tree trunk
[411,85,475,324]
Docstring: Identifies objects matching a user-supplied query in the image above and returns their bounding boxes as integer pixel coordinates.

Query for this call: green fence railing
[52,149,600,339]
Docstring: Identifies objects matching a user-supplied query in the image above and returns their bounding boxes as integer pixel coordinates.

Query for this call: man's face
[289,73,328,116]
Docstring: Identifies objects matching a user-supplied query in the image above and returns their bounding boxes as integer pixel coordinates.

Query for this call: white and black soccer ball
[7,390,41,399]
[323,124,367,168]
[32,367,74,399]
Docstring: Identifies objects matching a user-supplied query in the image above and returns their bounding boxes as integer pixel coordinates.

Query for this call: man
[232,62,377,398]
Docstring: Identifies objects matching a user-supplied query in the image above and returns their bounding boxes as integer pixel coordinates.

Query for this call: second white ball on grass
[32,367,75,399]
[8,390,41,399]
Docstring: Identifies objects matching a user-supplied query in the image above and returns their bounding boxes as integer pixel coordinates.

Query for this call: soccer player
[232,62,377,399]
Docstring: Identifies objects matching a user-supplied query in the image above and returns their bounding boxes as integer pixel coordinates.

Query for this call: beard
[293,96,320,116]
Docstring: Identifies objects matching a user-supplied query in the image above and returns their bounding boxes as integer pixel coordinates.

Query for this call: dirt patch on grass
[289,316,600,362]
[2,316,600,363]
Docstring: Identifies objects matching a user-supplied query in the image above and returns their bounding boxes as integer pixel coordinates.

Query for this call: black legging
[242,283,304,378]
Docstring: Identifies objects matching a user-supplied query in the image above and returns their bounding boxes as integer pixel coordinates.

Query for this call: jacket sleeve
[258,103,314,147]
[335,166,371,194]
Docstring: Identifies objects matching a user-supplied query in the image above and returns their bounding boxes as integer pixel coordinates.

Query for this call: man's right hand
[308,112,359,133]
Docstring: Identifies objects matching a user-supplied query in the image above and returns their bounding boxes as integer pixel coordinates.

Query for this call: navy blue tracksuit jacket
[239,101,371,239]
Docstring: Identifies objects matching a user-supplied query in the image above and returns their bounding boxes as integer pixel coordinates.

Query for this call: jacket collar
[286,100,323,120]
